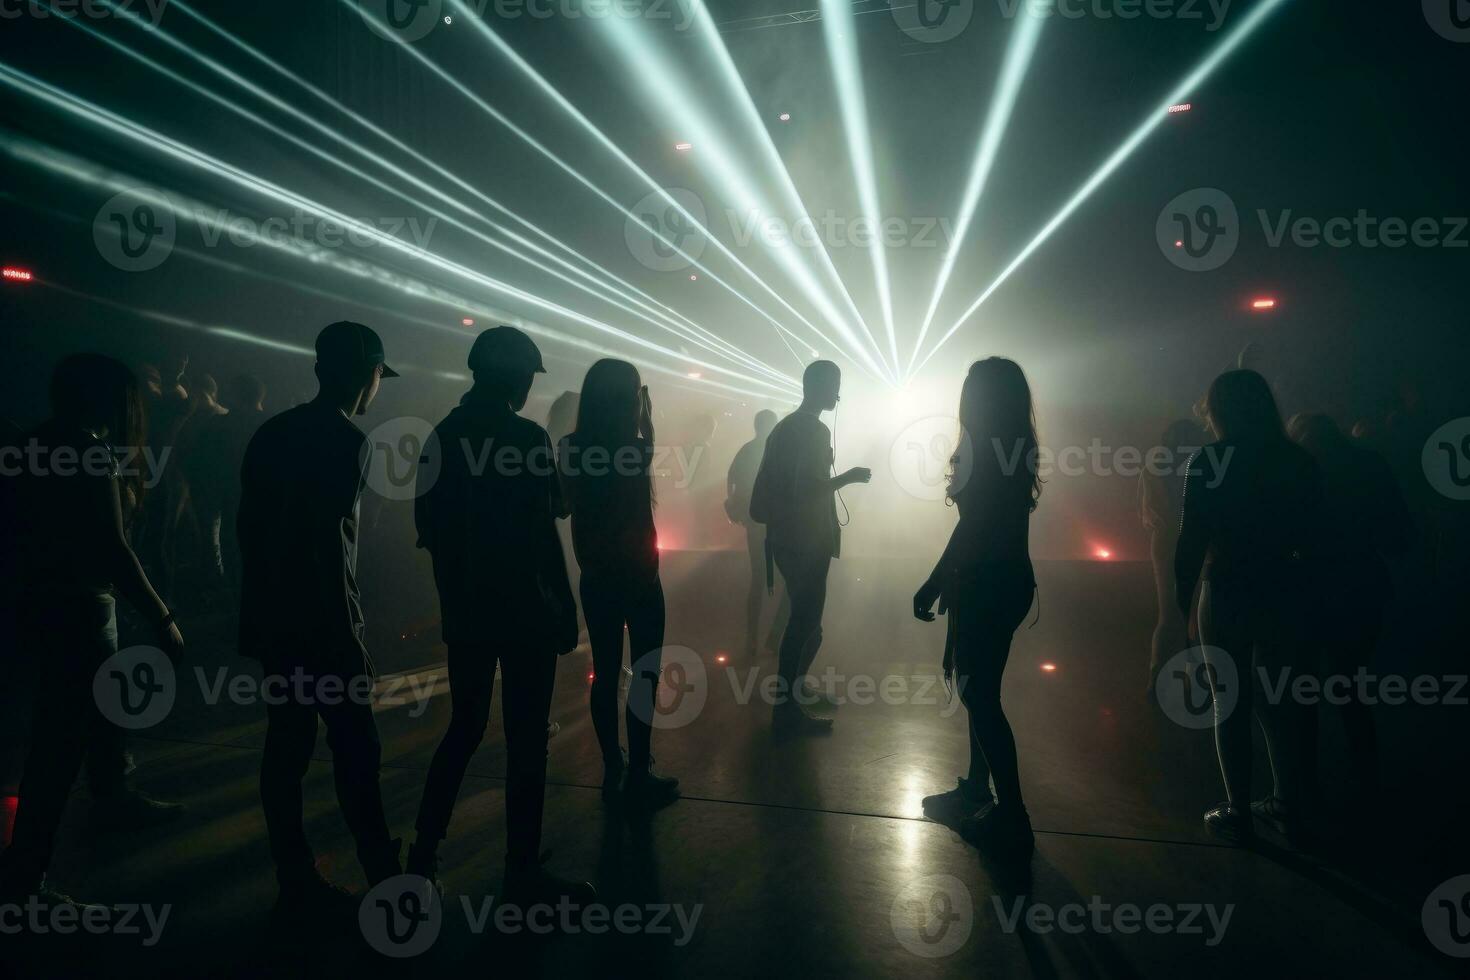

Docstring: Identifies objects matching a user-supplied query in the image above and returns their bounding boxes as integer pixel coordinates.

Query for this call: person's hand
[842,466,872,486]
[157,621,185,664]
[913,578,943,622]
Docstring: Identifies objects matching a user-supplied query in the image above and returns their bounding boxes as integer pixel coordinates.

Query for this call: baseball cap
[468,326,546,375]
[315,321,398,378]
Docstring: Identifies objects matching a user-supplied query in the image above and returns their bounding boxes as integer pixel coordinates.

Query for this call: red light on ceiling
[1167,103,1193,114]
[1251,298,1277,310]
[461,317,475,327]
[2,267,34,282]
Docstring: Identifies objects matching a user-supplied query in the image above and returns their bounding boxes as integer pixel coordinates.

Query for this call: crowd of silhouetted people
[0,322,1458,931]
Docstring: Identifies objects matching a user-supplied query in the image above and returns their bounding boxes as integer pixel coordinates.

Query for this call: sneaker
[772,702,834,735]
[797,678,841,709]
[922,778,994,822]
[960,803,1034,855]
[625,761,680,809]
[1203,803,1254,843]
[91,791,186,832]
[503,856,596,909]
[602,748,628,802]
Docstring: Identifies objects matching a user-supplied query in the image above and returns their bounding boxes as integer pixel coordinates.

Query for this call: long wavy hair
[1203,369,1285,444]
[951,356,1041,512]
[50,353,147,507]
[573,358,655,505]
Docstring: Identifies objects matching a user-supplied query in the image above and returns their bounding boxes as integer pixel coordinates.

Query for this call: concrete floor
[2,556,1463,978]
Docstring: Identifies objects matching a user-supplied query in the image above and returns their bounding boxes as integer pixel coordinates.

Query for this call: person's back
[15,418,121,601]
[238,399,369,670]
[417,393,566,648]
[726,436,763,525]
[558,430,657,582]
[755,410,839,558]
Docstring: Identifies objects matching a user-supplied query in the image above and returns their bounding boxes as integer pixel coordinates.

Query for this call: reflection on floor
[3,555,1464,977]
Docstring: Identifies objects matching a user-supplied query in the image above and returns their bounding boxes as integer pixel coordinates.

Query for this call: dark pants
[772,548,831,705]
[581,571,665,770]
[259,663,393,883]
[0,596,128,891]
[414,644,556,869]
[952,579,1034,811]
[744,527,789,657]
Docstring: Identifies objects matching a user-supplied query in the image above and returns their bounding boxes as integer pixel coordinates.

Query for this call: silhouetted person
[1176,369,1323,842]
[914,358,1040,853]
[407,327,593,905]
[558,360,680,808]
[0,355,186,911]
[238,322,402,914]
[749,361,871,734]
[192,374,266,591]
[726,409,788,661]
[1288,412,1412,801]
[545,388,580,446]
[1140,419,1206,695]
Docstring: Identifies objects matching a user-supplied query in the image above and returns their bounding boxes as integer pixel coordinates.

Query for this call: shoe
[91,791,185,832]
[798,678,841,709]
[360,838,403,888]
[602,748,628,802]
[771,702,834,735]
[503,855,596,908]
[960,803,1034,856]
[1203,803,1254,843]
[405,840,444,896]
[624,761,680,809]
[922,778,994,822]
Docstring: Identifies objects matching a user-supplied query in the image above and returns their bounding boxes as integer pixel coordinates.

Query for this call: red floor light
[3,267,34,282]
[1094,547,1113,560]
[715,653,729,665]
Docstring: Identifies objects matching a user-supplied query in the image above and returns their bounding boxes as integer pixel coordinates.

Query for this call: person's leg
[580,573,628,768]
[1197,583,1257,809]
[794,555,831,684]
[413,648,496,847]
[625,577,666,771]
[744,526,764,659]
[259,694,321,883]
[954,587,1029,813]
[499,646,556,872]
[316,681,397,883]
[773,550,821,705]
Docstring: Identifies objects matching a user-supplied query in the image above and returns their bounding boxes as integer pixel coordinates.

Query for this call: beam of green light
[906,9,1045,379]
[914,0,1293,376]
[436,0,890,383]
[819,0,900,379]
[597,6,895,384]
[162,0,787,389]
[0,69,795,399]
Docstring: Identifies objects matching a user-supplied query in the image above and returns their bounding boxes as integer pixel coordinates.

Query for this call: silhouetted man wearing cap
[238,321,401,915]
[750,361,871,734]
[406,326,593,905]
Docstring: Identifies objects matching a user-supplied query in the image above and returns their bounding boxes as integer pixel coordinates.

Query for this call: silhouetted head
[222,374,266,413]
[467,325,544,412]
[314,321,396,416]
[575,359,647,445]
[753,409,777,438]
[1287,412,1348,457]
[802,360,841,412]
[955,357,1041,510]
[1203,369,1284,443]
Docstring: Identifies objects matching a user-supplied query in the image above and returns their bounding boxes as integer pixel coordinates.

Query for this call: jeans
[0,595,129,890]
[581,571,665,770]
[414,644,557,869]
[771,547,832,706]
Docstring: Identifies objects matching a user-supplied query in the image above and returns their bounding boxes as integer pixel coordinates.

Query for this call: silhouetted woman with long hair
[0,354,185,906]
[1176,369,1321,842]
[1140,418,1206,695]
[558,360,679,808]
[914,357,1040,853]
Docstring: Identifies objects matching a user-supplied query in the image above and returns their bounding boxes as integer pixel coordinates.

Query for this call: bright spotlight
[1040,662,1058,673]
[1251,298,1277,310]
[1094,547,1113,560]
